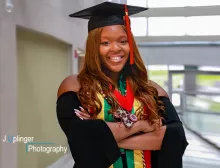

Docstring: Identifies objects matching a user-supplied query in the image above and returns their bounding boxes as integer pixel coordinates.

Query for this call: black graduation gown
[56,91,188,168]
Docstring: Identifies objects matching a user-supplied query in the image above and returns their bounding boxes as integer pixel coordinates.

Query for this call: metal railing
[172,90,220,149]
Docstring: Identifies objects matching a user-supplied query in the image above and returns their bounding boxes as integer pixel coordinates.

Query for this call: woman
[56,2,188,168]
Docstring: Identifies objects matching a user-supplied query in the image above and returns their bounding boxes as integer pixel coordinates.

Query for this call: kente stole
[96,76,151,168]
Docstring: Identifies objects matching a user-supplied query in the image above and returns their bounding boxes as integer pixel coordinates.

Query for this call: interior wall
[0,0,3,166]
[0,4,18,168]
[17,28,70,168]
[0,0,103,167]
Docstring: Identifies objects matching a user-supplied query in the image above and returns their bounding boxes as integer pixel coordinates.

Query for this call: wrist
[135,120,143,132]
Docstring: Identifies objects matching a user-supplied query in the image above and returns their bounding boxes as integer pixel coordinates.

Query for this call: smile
[107,56,124,62]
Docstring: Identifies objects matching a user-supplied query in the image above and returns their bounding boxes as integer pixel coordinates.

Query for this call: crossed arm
[73,80,169,151]
[58,76,170,151]
[75,109,166,150]
[116,80,169,150]
[107,121,166,150]
[117,125,166,150]
[57,78,188,168]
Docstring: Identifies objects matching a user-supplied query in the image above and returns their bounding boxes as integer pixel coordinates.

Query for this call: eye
[100,41,110,46]
[120,40,128,45]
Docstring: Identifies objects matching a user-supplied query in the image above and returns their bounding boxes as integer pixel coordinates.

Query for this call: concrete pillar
[184,65,197,94]
[0,2,18,168]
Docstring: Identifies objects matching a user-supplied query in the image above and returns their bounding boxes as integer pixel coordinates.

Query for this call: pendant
[129,114,138,122]
[116,107,137,128]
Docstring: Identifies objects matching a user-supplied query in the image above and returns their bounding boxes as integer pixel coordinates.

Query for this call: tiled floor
[183,129,220,168]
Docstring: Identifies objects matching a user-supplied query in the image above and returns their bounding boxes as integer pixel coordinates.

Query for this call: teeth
[109,57,122,60]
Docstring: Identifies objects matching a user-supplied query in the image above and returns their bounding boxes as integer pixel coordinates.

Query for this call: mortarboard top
[69,2,148,32]
[69,2,148,65]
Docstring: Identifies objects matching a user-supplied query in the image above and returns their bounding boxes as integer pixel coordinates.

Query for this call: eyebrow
[101,35,128,39]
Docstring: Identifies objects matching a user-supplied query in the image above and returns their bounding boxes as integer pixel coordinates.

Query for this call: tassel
[124,5,134,65]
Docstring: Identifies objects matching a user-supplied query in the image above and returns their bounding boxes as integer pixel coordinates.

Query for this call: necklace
[99,76,138,128]
[100,78,134,111]
[111,79,134,111]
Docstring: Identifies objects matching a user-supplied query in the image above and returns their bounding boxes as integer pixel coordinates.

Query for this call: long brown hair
[77,26,164,123]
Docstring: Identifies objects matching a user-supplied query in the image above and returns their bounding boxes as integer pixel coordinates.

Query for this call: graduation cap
[69,2,148,65]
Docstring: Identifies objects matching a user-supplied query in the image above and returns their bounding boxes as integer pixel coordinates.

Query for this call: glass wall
[196,74,220,93]
[148,0,220,7]
[148,64,220,147]
[147,65,168,91]
[128,0,220,8]
[131,16,220,36]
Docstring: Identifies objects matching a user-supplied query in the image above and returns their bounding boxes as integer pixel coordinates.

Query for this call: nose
[110,42,122,52]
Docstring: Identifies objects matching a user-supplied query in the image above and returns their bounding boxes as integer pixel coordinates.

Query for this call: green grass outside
[197,75,220,86]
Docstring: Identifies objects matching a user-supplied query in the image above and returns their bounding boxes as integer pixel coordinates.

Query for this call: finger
[78,106,90,117]
[79,107,92,117]
[155,119,162,127]
[79,106,90,114]
[74,111,90,119]
[75,112,84,120]
[74,109,90,119]
[74,109,91,118]
[74,111,90,120]
[153,119,161,125]
[159,119,162,127]
[152,119,162,130]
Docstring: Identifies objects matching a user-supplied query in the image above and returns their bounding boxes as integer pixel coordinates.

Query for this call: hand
[74,106,92,120]
[138,119,162,133]
[152,119,163,130]
[138,120,155,133]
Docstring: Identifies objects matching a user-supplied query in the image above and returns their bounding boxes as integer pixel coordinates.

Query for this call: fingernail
[74,112,83,120]
[74,109,80,113]
[79,106,84,110]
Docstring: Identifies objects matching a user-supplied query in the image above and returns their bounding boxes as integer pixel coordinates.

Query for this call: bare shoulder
[149,80,169,98]
[57,74,81,98]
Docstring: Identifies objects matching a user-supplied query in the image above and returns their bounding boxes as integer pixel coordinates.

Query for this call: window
[172,74,184,90]
[148,0,185,8]
[147,65,168,71]
[127,0,147,7]
[198,66,220,72]
[172,93,181,107]
[169,65,185,71]
[186,0,220,7]
[147,16,220,36]
[148,0,220,8]
[148,17,186,36]
[147,65,168,91]
[196,74,220,93]
[186,95,220,112]
[186,16,220,36]
[130,17,147,36]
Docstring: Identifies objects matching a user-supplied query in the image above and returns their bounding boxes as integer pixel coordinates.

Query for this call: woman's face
[99,25,130,73]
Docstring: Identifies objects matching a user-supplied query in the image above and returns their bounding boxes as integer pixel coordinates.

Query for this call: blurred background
[0,0,220,167]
